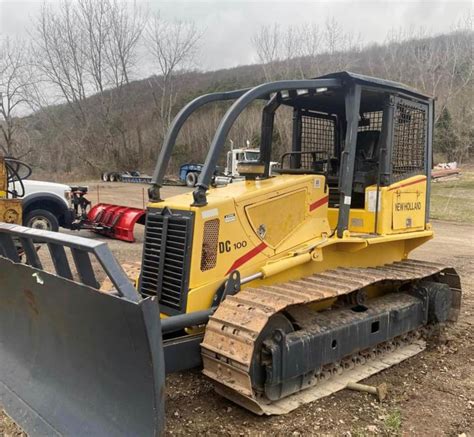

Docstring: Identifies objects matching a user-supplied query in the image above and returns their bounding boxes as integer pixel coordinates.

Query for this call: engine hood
[17,180,72,202]
[22,179,71,191]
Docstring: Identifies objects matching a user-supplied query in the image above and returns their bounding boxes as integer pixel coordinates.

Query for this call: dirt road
[1,183,473,436]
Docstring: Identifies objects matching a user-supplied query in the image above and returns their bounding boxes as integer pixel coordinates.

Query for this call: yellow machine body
[0,73,461,435]
[0,156,8,197]
[0,157,22,224]
[149,172,431,316]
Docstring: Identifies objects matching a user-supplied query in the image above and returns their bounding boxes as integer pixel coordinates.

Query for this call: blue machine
[179,163,204,186]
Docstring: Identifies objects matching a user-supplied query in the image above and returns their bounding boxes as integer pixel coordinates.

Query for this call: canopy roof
[317,71,431,100]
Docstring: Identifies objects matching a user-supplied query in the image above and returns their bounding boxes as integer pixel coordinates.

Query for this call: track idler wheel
[419,281,453,323]
[248,313,294,398]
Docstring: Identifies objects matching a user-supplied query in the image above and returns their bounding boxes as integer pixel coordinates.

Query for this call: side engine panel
[142,174,330,315]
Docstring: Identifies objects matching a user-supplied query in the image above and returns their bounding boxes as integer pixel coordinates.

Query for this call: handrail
[192,79,341,206]
[148,88,253,201]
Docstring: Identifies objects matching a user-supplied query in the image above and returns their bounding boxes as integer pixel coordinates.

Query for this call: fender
[21,192,69,214]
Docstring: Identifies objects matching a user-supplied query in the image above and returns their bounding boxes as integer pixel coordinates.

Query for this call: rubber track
[201,259,461,413]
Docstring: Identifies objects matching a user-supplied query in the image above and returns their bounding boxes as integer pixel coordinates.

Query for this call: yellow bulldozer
[0,72,461,435]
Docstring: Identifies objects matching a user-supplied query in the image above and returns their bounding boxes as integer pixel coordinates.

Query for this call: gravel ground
[1,182,473,436]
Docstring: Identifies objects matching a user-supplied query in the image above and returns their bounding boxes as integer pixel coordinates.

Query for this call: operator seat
[352,130,381,206]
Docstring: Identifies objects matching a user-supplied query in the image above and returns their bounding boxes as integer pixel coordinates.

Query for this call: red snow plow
[85,203,146,242]
[70,187,146,242]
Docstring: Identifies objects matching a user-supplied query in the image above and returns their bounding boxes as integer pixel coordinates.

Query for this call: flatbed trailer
[119,174,152,184]
[101,171,152,184]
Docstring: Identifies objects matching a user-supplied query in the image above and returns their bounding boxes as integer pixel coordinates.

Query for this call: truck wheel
[24,209,60,232]
[101,172,109,182]
[186,172,198,187]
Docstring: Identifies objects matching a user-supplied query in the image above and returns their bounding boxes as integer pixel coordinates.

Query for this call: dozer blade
[0,224,165,436]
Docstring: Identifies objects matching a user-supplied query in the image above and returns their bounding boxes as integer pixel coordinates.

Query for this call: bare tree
[299,23,323,76]
[0,37,33,157]
[102,0,146,88]
[377,21,473,122]
[81,0,147,164]
[76,0,110,94]
[280,25,303,77]
[33,1,89,122]
[146,14,202,133]
[251,24,282,80]
[252,18,360,80]
[322,17,360,72]
[30,0,147,170]
[369,28,408,82]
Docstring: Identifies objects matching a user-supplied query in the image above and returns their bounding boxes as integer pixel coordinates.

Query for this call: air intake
[200,218,220,271]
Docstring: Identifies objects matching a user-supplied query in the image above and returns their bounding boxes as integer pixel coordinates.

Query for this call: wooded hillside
[0,1,472,176]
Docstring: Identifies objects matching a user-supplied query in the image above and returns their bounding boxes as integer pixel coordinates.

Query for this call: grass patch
[430,170,474,223]
[351,428,368,437]
[384,409,402,435]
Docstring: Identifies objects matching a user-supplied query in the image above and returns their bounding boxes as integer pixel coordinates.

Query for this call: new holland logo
[395,202,422,212]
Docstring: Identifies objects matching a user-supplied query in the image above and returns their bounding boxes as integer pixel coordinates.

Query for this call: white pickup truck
[11,179,77,232]
[4,157,87,232]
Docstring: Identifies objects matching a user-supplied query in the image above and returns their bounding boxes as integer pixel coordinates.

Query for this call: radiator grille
[140,208,193,314]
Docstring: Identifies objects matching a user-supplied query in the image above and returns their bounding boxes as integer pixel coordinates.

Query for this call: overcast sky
[0,0,471,72]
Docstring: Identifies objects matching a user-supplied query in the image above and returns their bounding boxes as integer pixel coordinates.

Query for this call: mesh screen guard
[392,98,428,180]
[290,95,428,185]
[299,110,336,169]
